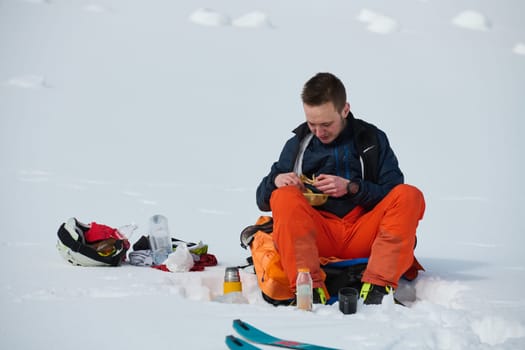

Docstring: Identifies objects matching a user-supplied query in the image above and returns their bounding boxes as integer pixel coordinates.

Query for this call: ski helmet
[56,218,128,266]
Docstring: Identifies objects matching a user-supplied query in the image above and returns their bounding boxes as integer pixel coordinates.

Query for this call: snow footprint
[356,9,400,34]
[5,75,49,89]
[513,42,525,56]
[82,4,114,14]
[18,0,51,4]
[232,11,273,29]
[122,190,143,198]
[452,10,491,31]
[18,170,52,183]
[198,208,231,216]
[119,190,158,206]
[189,8,231,27]
[189,8,272,29]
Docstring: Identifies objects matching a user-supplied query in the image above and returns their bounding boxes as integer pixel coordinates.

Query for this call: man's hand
[275,172,305,191]
[314,174,350,198]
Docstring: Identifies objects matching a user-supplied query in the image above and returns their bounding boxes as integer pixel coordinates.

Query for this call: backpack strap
[293,133,314,175]
[239,216,273,249]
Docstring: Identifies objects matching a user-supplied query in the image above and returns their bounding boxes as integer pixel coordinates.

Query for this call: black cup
[338,287,358,314]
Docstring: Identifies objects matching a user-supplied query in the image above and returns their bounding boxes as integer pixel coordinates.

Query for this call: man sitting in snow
[256,72,426,305]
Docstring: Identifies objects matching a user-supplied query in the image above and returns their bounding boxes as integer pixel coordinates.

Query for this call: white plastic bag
[165,242,194,272]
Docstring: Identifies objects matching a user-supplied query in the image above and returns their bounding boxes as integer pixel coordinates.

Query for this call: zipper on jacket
[334,144,352,179]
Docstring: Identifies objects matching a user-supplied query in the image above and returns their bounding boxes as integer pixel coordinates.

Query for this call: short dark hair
[301,72,347,112]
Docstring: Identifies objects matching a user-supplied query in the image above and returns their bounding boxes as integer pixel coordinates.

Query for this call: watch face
[349,182,359,194]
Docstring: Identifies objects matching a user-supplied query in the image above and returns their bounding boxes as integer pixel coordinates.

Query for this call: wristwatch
[347,180,360,195]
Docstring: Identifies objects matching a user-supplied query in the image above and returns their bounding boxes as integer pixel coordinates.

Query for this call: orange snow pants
[270,184,426,292]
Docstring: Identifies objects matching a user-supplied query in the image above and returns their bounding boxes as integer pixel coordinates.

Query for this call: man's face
[303,101,349,144]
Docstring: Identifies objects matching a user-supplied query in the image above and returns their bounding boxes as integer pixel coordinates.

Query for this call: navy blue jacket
[256,114,404,217]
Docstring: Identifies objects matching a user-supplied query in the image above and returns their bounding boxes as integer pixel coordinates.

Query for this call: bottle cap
[224,267,241,282]
[298,267,310,273]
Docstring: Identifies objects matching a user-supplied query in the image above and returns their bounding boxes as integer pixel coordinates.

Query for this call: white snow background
[1,0,524,349]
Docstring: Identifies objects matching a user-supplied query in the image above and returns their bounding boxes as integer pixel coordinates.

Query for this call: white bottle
[148,214,172,265]
[296,268,313,311]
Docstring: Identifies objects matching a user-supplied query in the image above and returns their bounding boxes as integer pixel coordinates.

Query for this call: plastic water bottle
[148,214,172,265]
[296,268,313,311]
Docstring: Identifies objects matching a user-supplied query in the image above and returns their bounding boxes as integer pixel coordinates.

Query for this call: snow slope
[1,0,524,349]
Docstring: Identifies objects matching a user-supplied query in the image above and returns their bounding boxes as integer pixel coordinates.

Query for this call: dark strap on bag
[239,218,273,249]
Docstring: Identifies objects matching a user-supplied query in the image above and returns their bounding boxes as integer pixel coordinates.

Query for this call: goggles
[87,238,118,257]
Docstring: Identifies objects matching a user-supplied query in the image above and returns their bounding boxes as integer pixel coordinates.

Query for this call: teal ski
[226,334,262,349]
[231,319,340,350]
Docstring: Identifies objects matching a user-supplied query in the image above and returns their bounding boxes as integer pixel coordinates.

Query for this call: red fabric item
[193,253,218,270]
[151,253,218,272]
[152,264,170,272]
[85,222,130,250]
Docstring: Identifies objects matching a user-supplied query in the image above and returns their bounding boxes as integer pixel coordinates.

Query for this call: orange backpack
[248,216,295,302]
[242,216,369,305]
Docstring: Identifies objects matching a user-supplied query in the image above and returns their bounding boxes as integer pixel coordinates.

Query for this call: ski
[226,335,262,349]
[232,319,340,350]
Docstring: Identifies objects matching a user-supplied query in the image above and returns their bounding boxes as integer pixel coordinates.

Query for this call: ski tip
[225,334,262,350]
[233,319,247,330]
[225,335,241,346]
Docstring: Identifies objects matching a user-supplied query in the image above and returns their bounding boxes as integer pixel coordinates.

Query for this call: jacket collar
[293,111,356,142]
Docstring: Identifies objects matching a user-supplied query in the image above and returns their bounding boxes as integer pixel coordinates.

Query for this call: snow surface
[1,0,524,349]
